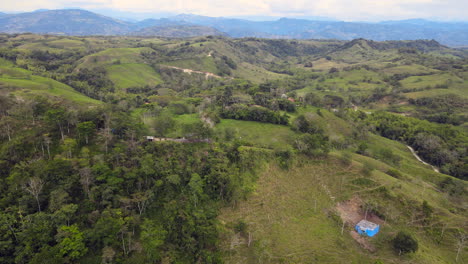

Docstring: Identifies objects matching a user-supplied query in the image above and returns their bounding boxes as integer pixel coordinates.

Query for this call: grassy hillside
[0,58,101,105]
[106,63,162,90]
[215,119,297,150]
[220,159,372,264]
[74,47,165,91]
[219,146,467,263]
[76,47,153,69]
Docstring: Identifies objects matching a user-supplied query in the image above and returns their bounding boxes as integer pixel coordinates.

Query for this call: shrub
[294,134,330,157]
[293,114,324,134]
[169,102,191,115]
[357,142,368,155]
[340,152,352,167]
[438,177,466,196]
[362,161,374,177]
[182,121,212,139]
[387,169,403,178]
[393,231,418,255]
[152,114,175,136]
[234,220,248,234]
[275,147,294,170]
[223,127,237,141]
[316,108,323,117]
[277,99,296,112]
[351,178,376,186]
[378,148,401,166]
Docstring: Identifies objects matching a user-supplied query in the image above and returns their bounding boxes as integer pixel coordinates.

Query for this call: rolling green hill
[75,47,153,69]
[0,58,100,105]
[0,34,466,264]
[106,63,162,90]
[219,113,467,263]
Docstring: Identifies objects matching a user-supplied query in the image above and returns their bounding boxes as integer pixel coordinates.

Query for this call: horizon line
[1,8,468,23]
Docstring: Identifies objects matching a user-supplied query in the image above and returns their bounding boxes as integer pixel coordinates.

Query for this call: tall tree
[55,224,88,261]
[45,108,68,140]
[23,177,44,212]
[79,167,93,199]
[77,121,95,145]
[141,218,167,261]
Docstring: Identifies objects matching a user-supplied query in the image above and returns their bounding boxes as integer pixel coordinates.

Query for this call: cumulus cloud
[1,0,467,21]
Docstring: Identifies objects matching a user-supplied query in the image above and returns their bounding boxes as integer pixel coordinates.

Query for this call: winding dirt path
[406,145,440,173]
[160,65,226,79]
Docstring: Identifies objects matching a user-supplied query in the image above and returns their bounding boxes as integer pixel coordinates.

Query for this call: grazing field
[220,144,467,264]
[403,83,468,99]
[400,73,463,90]
[76,47,154,69]
[215,119,297,149]
[47,38,85,49]
[233,62,286,82]
[381,64,438,75]
[219,159,374,264]
[107,63,162,90]
[0,64,101,105]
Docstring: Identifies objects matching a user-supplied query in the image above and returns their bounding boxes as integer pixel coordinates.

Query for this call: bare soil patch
[336,196,383,252]
[336,196,384,226]
[350,230,376,252]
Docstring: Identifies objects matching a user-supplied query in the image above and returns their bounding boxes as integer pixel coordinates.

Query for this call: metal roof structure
[356,220,379,230]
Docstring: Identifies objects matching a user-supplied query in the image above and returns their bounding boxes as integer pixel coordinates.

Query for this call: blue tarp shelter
[355,219,380,237]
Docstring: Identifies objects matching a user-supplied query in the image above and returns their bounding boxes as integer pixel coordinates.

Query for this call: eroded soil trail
[406,145,440,173]
[160,65,227,79]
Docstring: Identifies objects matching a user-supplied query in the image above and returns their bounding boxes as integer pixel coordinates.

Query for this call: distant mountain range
[0,9,467,46]
[130,25,227,38]
[0,9,132,35]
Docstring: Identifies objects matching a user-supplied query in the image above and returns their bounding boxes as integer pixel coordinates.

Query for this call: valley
[0,33,466,263]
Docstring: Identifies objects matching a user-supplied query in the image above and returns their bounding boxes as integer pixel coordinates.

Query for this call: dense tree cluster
[220,104,289,125]
[363,111,468,179]
[0,96,260,263]
[409,94,468,125]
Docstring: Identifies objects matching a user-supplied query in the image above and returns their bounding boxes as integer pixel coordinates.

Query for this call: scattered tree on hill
[294,133,329,157]
[304,92,322,107]
[393,231,418,255]
[323,95,345,108]
[455,231,467,262]
[152,113,176,137]
[293,114,324,134]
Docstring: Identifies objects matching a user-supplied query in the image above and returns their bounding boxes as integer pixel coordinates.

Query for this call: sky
[1,0,467,21]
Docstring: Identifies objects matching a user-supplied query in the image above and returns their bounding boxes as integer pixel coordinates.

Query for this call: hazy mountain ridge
[130,25,228,37]
[0,9,133,35]
[135,18,193,29]
[167,16,468,46]
[0,9,467,46]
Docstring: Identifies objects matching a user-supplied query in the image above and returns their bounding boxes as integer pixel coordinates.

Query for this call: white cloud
[1,0,466,21]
